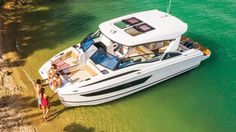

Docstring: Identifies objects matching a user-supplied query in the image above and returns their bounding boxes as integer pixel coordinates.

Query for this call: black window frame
[91,30,101,39]
[125,23,155,36]
[134,23,155,33]
[117,52,163,69]
[161,52,181,60]
[122,17,142,25]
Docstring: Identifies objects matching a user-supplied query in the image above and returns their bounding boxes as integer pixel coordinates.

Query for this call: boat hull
[58,52,203,107]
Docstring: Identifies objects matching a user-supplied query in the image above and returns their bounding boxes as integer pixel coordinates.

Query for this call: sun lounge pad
[55,61,70,70]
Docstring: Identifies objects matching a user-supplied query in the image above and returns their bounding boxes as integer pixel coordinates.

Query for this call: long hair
[36,79,42,84]
[40,88,45,99]
[51,64,57,69]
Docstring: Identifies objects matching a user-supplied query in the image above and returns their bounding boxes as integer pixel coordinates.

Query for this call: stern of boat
[181,36,211,61]
[199,46,211,60]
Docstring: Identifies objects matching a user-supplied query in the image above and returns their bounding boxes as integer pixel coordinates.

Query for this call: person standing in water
[35,79,42,109]
[40,88,50,122]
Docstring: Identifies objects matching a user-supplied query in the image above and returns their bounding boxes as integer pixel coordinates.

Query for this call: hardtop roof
[99,10,188,46]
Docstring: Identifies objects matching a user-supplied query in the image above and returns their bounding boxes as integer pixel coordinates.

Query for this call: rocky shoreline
[0,68,36,132]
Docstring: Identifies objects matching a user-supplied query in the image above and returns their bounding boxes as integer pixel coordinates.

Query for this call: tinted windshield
[91,48,119,70]
[81,31,102,51]
[81,34,94,51]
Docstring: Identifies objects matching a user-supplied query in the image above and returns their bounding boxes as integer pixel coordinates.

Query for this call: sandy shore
[2,2,94,131]
[0,5,37,132]
[0,67,37,132]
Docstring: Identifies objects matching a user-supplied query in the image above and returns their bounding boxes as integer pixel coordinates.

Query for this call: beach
[0,67,36,132]
[0,2,36,131]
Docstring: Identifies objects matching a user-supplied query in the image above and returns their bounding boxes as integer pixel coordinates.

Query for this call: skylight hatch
[114,17,142,29]
[125,23,154,36]
[135,23,154,32]
[114,17,155,36]
[122,17,142,25]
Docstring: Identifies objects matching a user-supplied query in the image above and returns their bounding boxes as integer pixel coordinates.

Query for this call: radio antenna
[166,0,172,14]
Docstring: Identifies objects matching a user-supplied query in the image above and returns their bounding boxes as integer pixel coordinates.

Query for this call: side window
[147,53,163,62]
[118,55,147,69]
[91,30,101,39]
[162,52,181,60]
[118,58,136,69]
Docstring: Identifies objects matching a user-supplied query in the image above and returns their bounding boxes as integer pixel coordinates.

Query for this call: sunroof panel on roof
[115,17,142,29]
[122,17,142,25]
[114,17,154,36]
[125,28,142,36]
[135,23,154,32]
[126,23,155,36]
[114,21,127,29]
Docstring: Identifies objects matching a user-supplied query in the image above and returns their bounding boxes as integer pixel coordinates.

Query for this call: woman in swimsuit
[40,88,50,121]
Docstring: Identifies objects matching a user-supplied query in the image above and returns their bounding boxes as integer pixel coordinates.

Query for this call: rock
[5,70,13,76]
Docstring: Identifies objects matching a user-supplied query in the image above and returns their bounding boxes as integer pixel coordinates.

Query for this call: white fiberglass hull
[58,52,203,107]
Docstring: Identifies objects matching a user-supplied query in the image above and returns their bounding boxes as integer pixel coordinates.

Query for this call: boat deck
[180,36,211,56]
[62,60,101,83]
[53,48,80,70]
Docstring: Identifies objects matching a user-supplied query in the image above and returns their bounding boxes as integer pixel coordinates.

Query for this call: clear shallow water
[18,0,236,131]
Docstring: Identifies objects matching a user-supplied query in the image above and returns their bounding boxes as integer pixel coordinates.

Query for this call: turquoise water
[18,0,236,131]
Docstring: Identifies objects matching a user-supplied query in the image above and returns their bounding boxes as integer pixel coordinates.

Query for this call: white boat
[39,10,211,107]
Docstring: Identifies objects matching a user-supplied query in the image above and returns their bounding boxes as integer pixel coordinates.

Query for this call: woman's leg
[43,106,46,118]
[43,106,50,120]
[38,104,41,109]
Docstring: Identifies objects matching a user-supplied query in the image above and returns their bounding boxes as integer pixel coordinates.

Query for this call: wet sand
[0,68,36,132]
[0,3,69,131]
[0,6,37,132]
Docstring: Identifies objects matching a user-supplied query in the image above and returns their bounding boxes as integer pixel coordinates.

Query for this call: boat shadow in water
[47,99,75,121]
[63,123,95,132]
[47,107,74,121]
[49,99,62,107]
